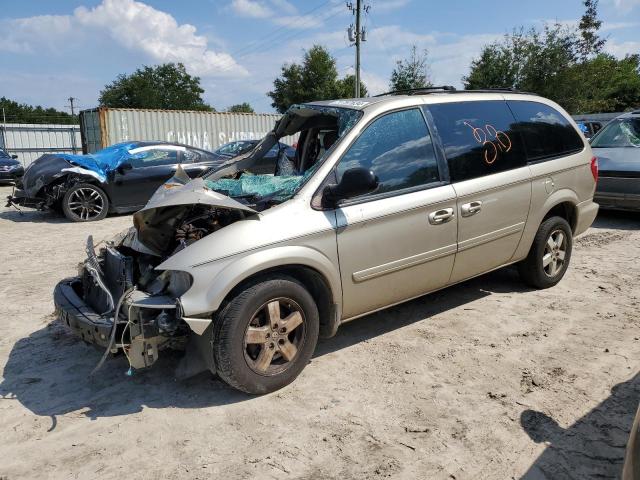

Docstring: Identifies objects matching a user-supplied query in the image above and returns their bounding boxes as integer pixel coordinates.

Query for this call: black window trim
[506,100,586,165]
[314,105,449,210]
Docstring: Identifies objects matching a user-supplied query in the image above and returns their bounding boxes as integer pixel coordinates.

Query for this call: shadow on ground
[592,209,640,231]
[0,268,527,425]
[0,207,68,224]
[520,373,640,479]
[0,208,131,224]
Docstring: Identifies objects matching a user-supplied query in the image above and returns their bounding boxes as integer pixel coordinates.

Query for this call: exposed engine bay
[55,103,363,376]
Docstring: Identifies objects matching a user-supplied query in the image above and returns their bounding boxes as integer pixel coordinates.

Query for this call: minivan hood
[132,174,257,256]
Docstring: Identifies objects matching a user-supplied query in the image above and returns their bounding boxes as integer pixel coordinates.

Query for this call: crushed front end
[53,185,256,374]
[54,235,192,371]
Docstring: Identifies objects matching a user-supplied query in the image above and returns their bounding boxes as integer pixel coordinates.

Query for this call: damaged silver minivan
[54,89,599,394]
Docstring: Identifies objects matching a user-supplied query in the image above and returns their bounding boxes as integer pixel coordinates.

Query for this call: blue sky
[1,0,639,113]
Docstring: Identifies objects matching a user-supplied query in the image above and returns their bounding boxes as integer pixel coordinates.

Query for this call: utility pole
[347,1,369,98]
[68,97,77,118]
[354,0,361,98]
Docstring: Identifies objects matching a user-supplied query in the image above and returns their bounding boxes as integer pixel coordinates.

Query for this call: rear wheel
[62,183,109,222]
[213,276,319,394]
[518,216,573,289]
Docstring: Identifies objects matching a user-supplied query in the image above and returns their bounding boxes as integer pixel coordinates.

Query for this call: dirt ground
[0,184,639,480]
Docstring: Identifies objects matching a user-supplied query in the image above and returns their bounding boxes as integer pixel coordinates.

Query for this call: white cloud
[373,0,412,12]
[604,39,640,57]
[230,0,273,19]
[612,0,640,12]
[269,0,297,15]
[272,14,326,29]
[0,0,247,78]
[360,70,388,95]
[229,0,343,30]
[0,15,72,53]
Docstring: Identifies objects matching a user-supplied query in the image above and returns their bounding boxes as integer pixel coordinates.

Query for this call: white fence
[0,123,82,166]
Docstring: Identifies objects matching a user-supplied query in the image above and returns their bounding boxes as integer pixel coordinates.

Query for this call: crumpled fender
[175,245,342,318]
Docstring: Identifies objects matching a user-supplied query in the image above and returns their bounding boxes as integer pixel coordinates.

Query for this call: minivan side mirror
[117,162,133,174]
[322,167,378,208]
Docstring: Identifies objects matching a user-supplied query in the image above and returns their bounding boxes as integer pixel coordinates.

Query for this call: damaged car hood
[18,143,139,197]
[132,175,258,256]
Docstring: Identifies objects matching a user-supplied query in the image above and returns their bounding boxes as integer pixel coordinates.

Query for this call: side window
[428,100,526,182]
[508,101,584,161]
[336,108,440,198]
[129,149,179,168]
[183,149,201,163]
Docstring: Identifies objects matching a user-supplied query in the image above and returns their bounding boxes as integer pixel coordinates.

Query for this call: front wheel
[62,183,109,222]
[518,216,573,289]
[213,276,319,394]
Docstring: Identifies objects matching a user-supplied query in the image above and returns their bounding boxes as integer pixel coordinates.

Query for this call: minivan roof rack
[374,86,537,97]
[374,86,457,97]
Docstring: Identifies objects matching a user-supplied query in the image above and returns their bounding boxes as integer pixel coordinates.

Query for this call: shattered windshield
[591,119,640,148]
[214,140,258,157]
[203,104,363,204]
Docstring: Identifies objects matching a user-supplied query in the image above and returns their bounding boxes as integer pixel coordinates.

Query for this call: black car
[213,140,296,173]
[0,148,24,184]
[7,141,230,222]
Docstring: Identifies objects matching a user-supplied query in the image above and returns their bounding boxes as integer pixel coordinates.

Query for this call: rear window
[508,101,584,161]
[428,100,526,182]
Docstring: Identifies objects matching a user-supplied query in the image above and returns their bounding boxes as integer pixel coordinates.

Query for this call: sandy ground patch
[0,184,639,479]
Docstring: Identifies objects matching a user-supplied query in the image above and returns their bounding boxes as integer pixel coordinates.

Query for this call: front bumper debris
[54,277,114,349]
[54,274,181,370]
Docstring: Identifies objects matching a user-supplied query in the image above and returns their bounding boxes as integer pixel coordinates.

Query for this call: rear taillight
[590,156,598,182]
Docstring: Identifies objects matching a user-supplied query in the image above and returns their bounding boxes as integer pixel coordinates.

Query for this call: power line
[206,1,337,75]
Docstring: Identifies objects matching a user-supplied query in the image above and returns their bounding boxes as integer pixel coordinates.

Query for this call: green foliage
[0,97,75,124]
[555,54,640,114]
[227,102,255,113]
[268,45,367,113]
[577,0,606,61]
[99,63,213,111]
[335,74,368,99]
[389,46,432,91]
[464,0,640,114]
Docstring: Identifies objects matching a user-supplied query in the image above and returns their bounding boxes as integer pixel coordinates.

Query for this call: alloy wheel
[543,229,567,277]
[67,187,105,221]
[243,298,305,375]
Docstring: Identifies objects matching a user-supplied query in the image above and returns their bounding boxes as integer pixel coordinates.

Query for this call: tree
[389,46,432,91]
[554,54,640,113]
[99,63,213,111]
[464,24,577,96]
[577,0,606,61]
[335,74,368,98]
[268,45,367,113]
[463,15,640,113]
[0,97,75,124]
[227,102,255,113]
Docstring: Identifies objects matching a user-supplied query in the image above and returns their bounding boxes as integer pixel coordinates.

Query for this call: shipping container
[0,123,81,166]
[79,107,294,154]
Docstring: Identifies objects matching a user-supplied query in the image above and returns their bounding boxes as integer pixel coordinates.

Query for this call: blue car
[213,140,296,173]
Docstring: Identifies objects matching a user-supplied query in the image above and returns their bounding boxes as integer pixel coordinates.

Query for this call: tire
[61,183,109,222]
[213,275,319,394]
[518,216,573,289]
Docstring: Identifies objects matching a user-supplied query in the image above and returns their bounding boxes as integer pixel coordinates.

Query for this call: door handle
[428,208,455,225]
[461,201,483,217]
